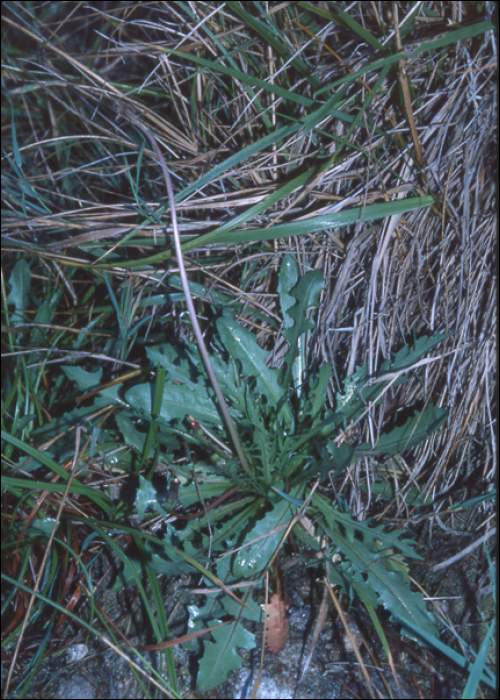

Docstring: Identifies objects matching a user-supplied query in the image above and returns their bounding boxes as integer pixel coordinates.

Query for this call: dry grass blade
[298,583,329,684]
[325,579,377,699]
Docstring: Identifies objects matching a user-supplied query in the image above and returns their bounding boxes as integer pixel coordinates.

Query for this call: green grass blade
[315,20,494,96]
[461,621,496,699]
[184,195,435,250]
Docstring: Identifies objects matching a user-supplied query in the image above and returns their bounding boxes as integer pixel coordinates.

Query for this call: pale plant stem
[128,115,252,478]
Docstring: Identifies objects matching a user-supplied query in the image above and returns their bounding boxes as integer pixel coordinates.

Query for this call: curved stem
[128,114,252,478]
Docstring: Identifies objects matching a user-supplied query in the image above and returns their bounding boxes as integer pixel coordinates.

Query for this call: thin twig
[123,109,252,478]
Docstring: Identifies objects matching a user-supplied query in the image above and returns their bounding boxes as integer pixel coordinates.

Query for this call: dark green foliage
[113,255,449,689]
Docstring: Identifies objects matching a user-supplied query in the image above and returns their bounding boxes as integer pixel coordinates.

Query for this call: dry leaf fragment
[262,592,290,654]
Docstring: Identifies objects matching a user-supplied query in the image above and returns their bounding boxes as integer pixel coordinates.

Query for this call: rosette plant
[116,253,449,691]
